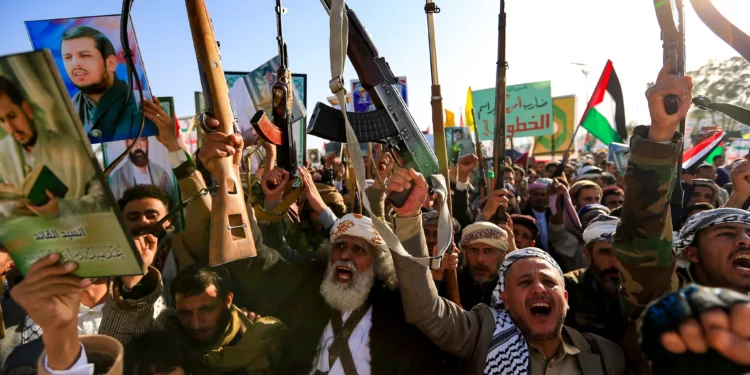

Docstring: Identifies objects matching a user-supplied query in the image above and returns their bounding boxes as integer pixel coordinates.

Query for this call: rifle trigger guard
[329,76,346,95]
[692,96,714,111]
[199,111,217,133]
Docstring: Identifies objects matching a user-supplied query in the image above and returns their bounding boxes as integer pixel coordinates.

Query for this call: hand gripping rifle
[250,0,304,222]
[321,0,453,275]
[307,1,439,207]
[654,0,686,209]
[492,0,508,224]
[185,0,256,264]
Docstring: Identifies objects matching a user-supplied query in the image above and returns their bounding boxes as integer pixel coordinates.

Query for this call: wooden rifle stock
[185,0,256,265]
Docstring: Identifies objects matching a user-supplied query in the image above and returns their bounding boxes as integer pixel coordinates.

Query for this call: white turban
[582,214,619,245]
[330,213,388,253]
[459,222,509,252]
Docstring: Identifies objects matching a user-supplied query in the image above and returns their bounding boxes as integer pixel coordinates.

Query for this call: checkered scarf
[673,208,750,257]
[484,248,564,375]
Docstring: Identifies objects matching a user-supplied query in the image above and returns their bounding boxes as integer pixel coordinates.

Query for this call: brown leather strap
[328,301,371,375]
[252,177,305,223]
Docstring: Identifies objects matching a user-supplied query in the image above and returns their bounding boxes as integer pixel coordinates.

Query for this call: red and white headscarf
[330,213,389,253]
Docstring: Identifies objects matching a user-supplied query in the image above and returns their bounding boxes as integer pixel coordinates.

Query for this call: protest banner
[532,96,576,158]
[473,81,553,141]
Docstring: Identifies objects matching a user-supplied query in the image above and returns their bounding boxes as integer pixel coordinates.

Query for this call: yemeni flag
[580,60,627,145]
[682,129,725,171]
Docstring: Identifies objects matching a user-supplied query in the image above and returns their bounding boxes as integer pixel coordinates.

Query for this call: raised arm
[387,167,488,359]
[614,63,690,320]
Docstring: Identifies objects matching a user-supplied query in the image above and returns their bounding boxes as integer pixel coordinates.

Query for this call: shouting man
[194,121,447,374]
[385,166,624,374]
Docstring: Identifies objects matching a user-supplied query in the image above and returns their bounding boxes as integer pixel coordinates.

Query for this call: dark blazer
[72,78,144,144]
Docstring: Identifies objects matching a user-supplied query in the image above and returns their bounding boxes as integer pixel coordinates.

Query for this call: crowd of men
[1,62,750,375]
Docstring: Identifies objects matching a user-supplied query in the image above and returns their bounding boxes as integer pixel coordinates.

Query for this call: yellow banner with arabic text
[532,96,576,158]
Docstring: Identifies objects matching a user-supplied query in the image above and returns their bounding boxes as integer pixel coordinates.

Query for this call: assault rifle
[185,0,256,264]
[251,0,297,176]
[654,0,686,209]
[492,0,508,224]
[307,0,439,206]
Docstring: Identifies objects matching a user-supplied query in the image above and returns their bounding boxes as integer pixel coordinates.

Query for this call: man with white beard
[196,119,449,374]
[232,211,447,375]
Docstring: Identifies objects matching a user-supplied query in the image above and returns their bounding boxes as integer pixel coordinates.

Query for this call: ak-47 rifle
[654,0,686,208]
[492,0,508,224]
[249,0,304,222]
[307,1,439,207]
[251,0,296,176]
[185,0,256,265]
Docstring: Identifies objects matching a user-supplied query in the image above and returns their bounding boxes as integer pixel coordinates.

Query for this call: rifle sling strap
[326,301,371,375]
[328,0,452,270]
[252,182,305,223]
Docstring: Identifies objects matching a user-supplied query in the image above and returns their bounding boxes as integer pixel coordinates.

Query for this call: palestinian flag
[580,60,627,145]
[682,129,725,171]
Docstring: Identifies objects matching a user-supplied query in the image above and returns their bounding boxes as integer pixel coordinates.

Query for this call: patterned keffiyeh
[484,248,564,375]
[673,208,750,257]
[459,222,509,253]
[331,213,389,253]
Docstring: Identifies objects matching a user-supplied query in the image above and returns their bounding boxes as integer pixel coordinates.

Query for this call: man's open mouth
[731,254,750,271]
[528,301,552,317]
[336,266,353,281]
[73,69,88,77]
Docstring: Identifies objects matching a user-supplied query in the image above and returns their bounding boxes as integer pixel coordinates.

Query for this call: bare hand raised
[458,154,479,183]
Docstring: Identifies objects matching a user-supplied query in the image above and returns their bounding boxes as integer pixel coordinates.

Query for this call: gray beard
[320,260,374,312]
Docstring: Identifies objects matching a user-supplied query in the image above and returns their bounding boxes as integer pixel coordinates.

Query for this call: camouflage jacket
[564,268,626,344]
[612,126,682,373]
[613,125,682,321]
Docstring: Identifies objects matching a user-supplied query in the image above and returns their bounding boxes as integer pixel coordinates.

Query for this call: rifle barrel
[492,0,507,191]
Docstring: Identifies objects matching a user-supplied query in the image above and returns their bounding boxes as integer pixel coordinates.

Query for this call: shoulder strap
[327,302,371,375]
[583,334,608,375]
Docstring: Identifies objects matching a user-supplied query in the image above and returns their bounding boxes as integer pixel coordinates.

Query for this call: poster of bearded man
[102,136,177,205]
[25,14,158,144]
